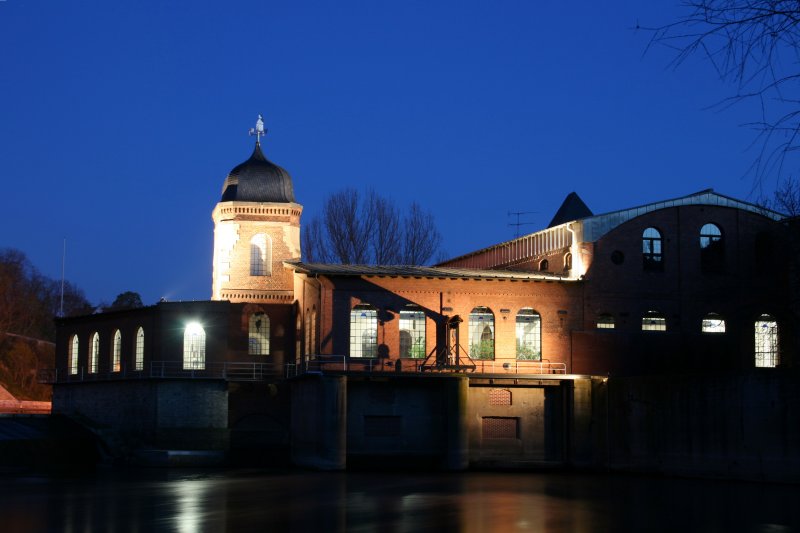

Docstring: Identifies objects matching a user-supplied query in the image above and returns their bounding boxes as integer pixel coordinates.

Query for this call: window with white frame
[516,308,541,360]
[183,323,206,370]
[135,327,144,371]
[642,227,663,271]
[701,313,726,333]
[90,332,100,373]
[69,335,79,375]
[112,329,122,372]
[700,223,724,273]
[350,304,377,358]
[755,314,779,367]
[250,233,272,276]
[248,313,270,355]
[399,307,426,358]
[596,313,615,329]
[642,311,666,331]
[469,306,494,360]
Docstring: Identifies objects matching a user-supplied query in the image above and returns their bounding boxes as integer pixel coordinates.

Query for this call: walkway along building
[44,120,800,478]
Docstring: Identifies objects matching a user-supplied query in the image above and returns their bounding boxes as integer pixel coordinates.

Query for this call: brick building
[44,120,799,472]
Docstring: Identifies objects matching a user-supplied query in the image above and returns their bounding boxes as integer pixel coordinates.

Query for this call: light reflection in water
[0,470,797,532]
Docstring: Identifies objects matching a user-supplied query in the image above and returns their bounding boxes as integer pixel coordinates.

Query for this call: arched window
[135,327,144,371]
[89,332,100,373]
[564,253,572,271]
[642,228,663,271]
[68,335,79,375]
[248,313,270,355]
[399,306,426,359]
[539,259,549,272]
[642,311,666,331]
[112,329,122,372]
[596,314,615,329]
[469,306,494,360]
[516,308,541,360]
[350,304,377,358]
[250,234,272,276]
[701,313,726,333]
[755,314,779,367]
[700,223,724,273]
[183,323,206,370]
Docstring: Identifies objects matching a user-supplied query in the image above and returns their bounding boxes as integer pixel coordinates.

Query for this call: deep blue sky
[0,1,773,305]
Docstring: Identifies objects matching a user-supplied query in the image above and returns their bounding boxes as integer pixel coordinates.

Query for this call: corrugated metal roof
[289,262,574,281]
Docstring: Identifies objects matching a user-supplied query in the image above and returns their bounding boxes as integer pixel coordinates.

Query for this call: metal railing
[38,361,277,384]
[285,355,566,377]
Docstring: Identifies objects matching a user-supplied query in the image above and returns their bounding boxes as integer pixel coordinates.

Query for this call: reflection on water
[0,468,798,532]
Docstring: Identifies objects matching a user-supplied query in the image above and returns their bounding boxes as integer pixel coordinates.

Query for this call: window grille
[183,323,206,370]
[89,332,100,373]
[642,311,666,331]
[399,308,426,358]
[482,417,519,439]
[69,335,79,375]
[701,313,726,333]
[755,315,779,367]
[249,234,272,276]
[597,314,615,329]
[642,227,663,271]
[488,388,512,406]
[112,330,122,372]
[516,308,541,360]
[135,327,144,371]
[469,307,494,360]
[350,304,377,358]
[248,313,270,355]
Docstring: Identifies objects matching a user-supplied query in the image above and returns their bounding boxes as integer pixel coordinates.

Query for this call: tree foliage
[302,188,443,265]
[647,1,800,188]
[104,291,144,312]
[0,248,93,341]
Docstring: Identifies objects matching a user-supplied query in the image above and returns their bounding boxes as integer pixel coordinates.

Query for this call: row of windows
[68,327,144,375]
[642,223,724,272]
[350,305,542,361]
[66,313,273,374]
[596,311,780,367]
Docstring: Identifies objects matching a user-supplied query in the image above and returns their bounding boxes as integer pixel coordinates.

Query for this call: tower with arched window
[211,116,303,302]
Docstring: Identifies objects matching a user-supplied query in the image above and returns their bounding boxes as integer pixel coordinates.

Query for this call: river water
[1,469,798,532]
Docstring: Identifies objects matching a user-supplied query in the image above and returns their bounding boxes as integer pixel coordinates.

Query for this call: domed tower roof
[220,135,296,203]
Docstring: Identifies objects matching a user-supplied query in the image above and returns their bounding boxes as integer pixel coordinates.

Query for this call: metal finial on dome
[249,114,267,144]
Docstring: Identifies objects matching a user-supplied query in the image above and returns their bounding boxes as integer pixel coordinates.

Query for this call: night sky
[0,1,774,306]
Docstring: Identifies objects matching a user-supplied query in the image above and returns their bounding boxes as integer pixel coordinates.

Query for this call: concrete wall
[52,380,228,451]
[603,371,800,482]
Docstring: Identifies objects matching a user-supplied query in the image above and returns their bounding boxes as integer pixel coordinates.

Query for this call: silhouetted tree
[647,1,800,190]
[105,291,144,311]
[303,189,443,265]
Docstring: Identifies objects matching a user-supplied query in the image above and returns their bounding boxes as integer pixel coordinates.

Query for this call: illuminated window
[350,304,377,358]
[68,335,79,375]
[642,311,666,331]
[112,329,122,372]
[183,323,206,370]
[250,234,272,276]
[597,314,615,329]
[700,223,724,273]
[516,308,541,360]
[539,259,549,272]
[755,314,779,367]
[89,332,100,373]
[248,313,270,355]
[469,306,494,360]
[399,307,426,358]
[642,227,663,271]
[564,252,572,270]
[135,327,144,371]
[701,313,726,333]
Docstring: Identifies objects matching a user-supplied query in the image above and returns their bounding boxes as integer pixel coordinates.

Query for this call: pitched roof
[289,262,575,281]
[548,192,593,228]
